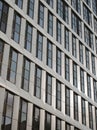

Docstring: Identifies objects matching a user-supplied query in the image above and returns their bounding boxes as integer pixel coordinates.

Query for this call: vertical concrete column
[30,63,35,97]
[23,0,28,14]
[89,51,92,73]
[27,103,33,130]
[71,125,74,130]
[77,66,80,91]
[92,106,96,130]
[83,45,86,67]
[41,70,46,103]
[62,84,65,115]
[51,115,55,130]
[78,96,82,124]
[62,121,65,130]
[53,16,56,41]
[20,18,26,48]
[1,44,10,80]
[6,7,14,39]
[34,0,39,24]
[62,24,64,49]
[69,31,72,55]
[40,109,45,130]
[44,7,48,33]
[84,72,87,96]
[61,52,65,79]
[12,96,19,130]
[91,77,94,101]
[70,59,73,85]
[16,54,23,89]
[32,28,37,58]
[53,45,56,72]
[70,90,74,119]
[52,77,56,109]
[86,101,89,128]
[53,0,56,12]
[43,37,47,65]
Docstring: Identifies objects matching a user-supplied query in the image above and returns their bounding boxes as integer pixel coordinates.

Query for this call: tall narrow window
[32,105,40,130]
[88,103,93,129]
[36,32,43,61]
[65,86,70,116]
[91,54,96,75]
[79,42,83,64]
[65,28,69,51]
[1,91,14,130]
[74,93,79,121]
[56,117,61,130]
[25,22,33,52]
[80,68,84,93]
[95,108,97,130]
[15,0,23,9]
[81,98,86,125]
[56,80,61,111]
[46,73,52,105]
[48,11,53,36]
[85,48,90,69]
[12,12,21,43]
[65,55,70,81]
[73,62,77,87]
[7,48,18,84]
[0,39,4,75]
[56,19,61,44]
[47,40,53,68]
[72,35,77,58]
[92,0,97,15]
[45,112,51,130]
[27,0,35,19]
[94,17,97,34]
[93,80,97,102]
[56,48,61,75]
[87,74,91,98]
[34,66,42,99]
[0,1,9,33]
[65,122,71,130]
[21,57,30,92]
[38,2,44,28]
[18,99,28,130]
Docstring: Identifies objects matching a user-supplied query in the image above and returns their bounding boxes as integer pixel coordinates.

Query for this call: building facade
[0,0,97,130]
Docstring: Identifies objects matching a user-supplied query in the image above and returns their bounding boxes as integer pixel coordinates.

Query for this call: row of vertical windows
[71,0,81,14]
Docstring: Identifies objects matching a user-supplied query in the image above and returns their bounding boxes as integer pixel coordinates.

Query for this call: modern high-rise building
[0,0,97,130]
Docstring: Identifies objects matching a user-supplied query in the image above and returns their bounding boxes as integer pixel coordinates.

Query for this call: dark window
[36,32,43,61]
[18,99,28,130]
[47,40,53,68]
[15,0,23,9]
[84,25,93,50]
[56,80,61,111]
[81,98,86,125]
[65,86,70,116]
[0,39,4,75]
[85,48,90,69]
[83,4,92,26]
[46,73,52,105]
[57,0,69,24]
[56,117,61,130]
[21,57,30,92]
[56,48,61,75]
[32,105,40,130]
[7,48,18,84]
[25,22,33,52]
[48,11,53,36]
[34,66,42,99]
[79,42,83,64]
[0,1,9,33]
[46,0,53,8]
[87,74,91,98]
[94,17,97,34]
[27,0,35,19]
[93,80,97,102]
[12,12,21,43]
[91,54,96,75]
[73,62,77,87]
[65,122,71,130]
[1,91,14,130]
[65,55,70,81]
[56,19,61,44]
[71,0,81,14]
[65,28,69,51]
[80,68,84,93]
[72,35,77,58]
[45,112,51,130]
[88,103,93,129]
[38,2,44,28]
[96,37,97,54]
[71,11,82,37]
[95,108,97,130]
[74,93,79,121]
[92,0,97,15]
[74,127,80,130]
[85,0,91,7]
